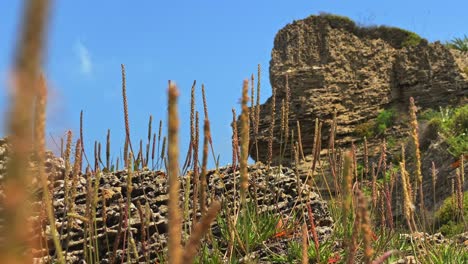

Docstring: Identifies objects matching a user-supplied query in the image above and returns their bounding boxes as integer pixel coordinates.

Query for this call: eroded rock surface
[0,138,333,263]
[250,14,467,166]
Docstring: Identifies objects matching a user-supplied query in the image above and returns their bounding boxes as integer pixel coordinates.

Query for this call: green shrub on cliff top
[446,35,468,53]
[424,105,468,157]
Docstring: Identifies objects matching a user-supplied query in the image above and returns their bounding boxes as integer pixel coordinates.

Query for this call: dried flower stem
[121,64,135,164]
[240,79,250,205]
[167,83,183,264]
[182,201,221,263]
[267,86,276,168]
[35,74,65,263]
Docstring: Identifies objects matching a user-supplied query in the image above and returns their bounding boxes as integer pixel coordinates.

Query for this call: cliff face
[250,14,468,165]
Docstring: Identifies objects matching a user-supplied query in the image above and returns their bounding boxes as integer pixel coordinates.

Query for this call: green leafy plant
[424,105,467,157]
[434,192,468,236]
[217,201,280,260]
[446,35,468,53]
[375,109,395,135]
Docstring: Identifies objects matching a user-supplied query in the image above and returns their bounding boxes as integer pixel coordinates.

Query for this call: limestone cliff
[250,14,467,166]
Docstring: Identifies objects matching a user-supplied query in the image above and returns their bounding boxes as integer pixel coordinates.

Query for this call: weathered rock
[249,14,467,166]
[0,138,333,263]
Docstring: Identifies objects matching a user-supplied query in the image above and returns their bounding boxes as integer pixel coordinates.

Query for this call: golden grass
[35,74,64,263]
[167,83,183,264]
[239,79,250,204]
[1,0,50,262]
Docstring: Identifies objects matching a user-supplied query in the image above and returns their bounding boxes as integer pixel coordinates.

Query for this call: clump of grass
[435,191,468,236]
[420,105,467,158]
[445,35,468,53]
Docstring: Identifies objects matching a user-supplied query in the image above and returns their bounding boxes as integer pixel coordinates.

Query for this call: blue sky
[0,0,466,169]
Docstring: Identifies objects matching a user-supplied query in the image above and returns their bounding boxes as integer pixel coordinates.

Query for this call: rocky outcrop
[250,14,468,165]
[0,138,333,263]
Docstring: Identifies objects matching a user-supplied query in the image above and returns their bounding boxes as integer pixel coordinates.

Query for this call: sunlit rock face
[250,14,467,166]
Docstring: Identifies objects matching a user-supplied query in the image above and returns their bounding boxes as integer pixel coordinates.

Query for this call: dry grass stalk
[431,161,437,229]
[380,140,393,230]
[182,201,221,263]
[201,84,217,167]
[121,64,135,163]
[267,86,277,168]
[200,119,210,216]
[123,137,129,168]
[297,121,305,161]
[167,83,183,264]
[145,115,152,168]
[65,138,82,254]
[306,203,320,261]
[301,224,309,264]
[240,79,250,205]
[372,250,398,264]
[371,162,377,208]
[2,1,52,259]
[352,142,358,182]
[280,99,285,142]
[328,110,338,196]
[255,64,261,136]
[409,97,426,226]
[364,137,369,180]
[106,129,110,171]
[455,168,464,221]
[124,152,134,262]
[461,154,465,191]
[347,196,360,264]
[98,142,103,168]
[400,151,416,233]
[183,81,197,172]
[93,141,98,171]
[137,139,143,169]
[254,64,261,160]
[231,109,239,171]
[342,151,354,234]
[310,119,321,184]
[191,111,200,229]
[151,132,156,169]
[60,137,64,158]
[160,136,167,168]
[250,74,255,131]
[35,74,64,263]
[157,119,163,164]
[79,110,90,171]
[284,75,290,142]
[356,189,374,263]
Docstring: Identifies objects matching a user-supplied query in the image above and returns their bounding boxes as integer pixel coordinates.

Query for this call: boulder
[249,14,467,166]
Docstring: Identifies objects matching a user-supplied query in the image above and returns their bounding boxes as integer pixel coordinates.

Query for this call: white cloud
[74,40,92,75]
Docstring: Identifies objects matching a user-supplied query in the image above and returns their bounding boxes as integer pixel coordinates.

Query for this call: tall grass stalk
[239,79,251,254]
[106,129,111,171]
[182,201,221,263]
[201,84,218,168]
[409,97,426,229]
[35,74,65,263]
[191,111,200,228]
[167,83,183,264]
[121,64,135,164]
[1,0,50,261]
[254,64,261,161]
[267,86,276,168]
[145,115,152,168]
